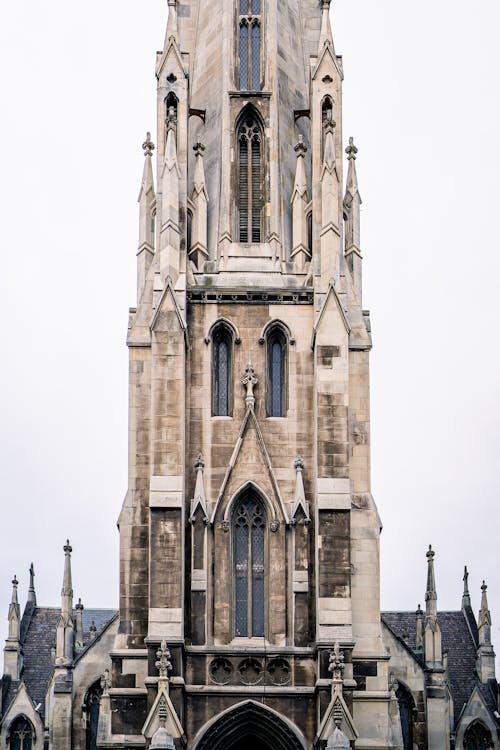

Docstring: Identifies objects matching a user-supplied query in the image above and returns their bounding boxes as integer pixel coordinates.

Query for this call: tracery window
[212,324,233,416]
[267,326,287,417]
[234,493,266,637]
[84,680,103,750]
[464,721,493,750]
[9,717,33,750]
[238,113,263,243]
[239,0,262,91]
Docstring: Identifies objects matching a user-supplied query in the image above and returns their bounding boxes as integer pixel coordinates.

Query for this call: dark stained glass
[238,115,262,243]
[251,23,261,90]
[10,718,33,750]
[396,686,413,750]
[252,0,261,13]
[251,136,261,241]
[239,23,249,90]
[235,520,249,636]
[233,495,266,638]
[270,339,283,417]
[239,135,249,242]
[240,0,249,13]
[217,340,229,416]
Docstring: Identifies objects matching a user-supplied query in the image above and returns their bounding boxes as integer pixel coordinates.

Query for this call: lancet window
[237,113,263,243]
[239,0,262,91]
[9,717,34,750]
[234,493,266,638]
[267,325,287,417]
[212,323,233,417]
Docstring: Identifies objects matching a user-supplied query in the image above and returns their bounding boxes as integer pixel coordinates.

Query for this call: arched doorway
[193,701,306,750]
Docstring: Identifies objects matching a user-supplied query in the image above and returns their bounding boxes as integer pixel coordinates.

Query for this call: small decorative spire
[425,545,437,603]
[318,0,333,53]
[462,565,471,608]
[241,364,258,409]
[156,640,173,680]
[89,620,97,640]
[61,540,74,619]
[27,562,36,605]
[322,113,337,174]
[75,598,84,648]
[166,0,178,42]
[294,134,307,156]
[291,456,310,523]
[190,453,209,523]
[142,132,155,157]
[11,575,19,605]
[415,603,424,649]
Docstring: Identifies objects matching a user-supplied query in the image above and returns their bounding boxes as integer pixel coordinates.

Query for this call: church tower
[111,1,392,746]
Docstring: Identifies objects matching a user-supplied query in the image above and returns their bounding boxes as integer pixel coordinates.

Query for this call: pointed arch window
[234,492,266,637]
[238,113,263,243]
[84,680,103,750]
[239,0,261,91]
[396,685,414,750]
[267,326,287,417]
[464,721,493,750]
[9,717,34,750]
[212,323,234,417]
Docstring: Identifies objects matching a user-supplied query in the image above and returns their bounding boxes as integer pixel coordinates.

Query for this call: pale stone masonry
[1,2,499,749]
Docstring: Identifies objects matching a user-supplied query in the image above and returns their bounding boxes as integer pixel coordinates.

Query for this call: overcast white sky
[0,0,499,669]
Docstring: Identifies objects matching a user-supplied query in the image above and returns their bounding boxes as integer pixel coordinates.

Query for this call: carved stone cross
[242,364,258,409]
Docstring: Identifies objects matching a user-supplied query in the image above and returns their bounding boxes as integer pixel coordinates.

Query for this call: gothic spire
[462,565,471,609]
[189,143,209,270]
[424,545,442,668]
[415,604,424,650]
[8,575,20,638]
[27,562,36,605]
[318,0,334,53]
[159,107,181,281]
[344,136,363,301]
[291,137,310,271]
[75,598,84,648]
[56,540,75,664]
[165,0,178,45]
[476,580,496,683]
[137,132,156,302]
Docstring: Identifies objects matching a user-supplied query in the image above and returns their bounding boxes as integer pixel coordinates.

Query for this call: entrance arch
[192,700,307,750]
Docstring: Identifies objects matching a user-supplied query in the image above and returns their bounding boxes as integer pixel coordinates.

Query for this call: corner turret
[55,540,75,665]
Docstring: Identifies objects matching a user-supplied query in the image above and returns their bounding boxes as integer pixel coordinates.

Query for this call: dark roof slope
[382,609,491,727]
[1,606,117,722]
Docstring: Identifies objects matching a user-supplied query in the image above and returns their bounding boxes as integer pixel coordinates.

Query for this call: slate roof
[382,609,497,728]
[1,606,117,722]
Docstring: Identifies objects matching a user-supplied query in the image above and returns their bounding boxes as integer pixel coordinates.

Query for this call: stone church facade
[1,1,499,748]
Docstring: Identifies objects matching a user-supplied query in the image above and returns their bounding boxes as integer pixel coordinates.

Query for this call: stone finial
[166,105,177,133]
[318,0,333,52]
[193,141,205,158]
[11,575,19,605]
[242,364,258,409]
[166,0,178,42]
[75,598,84,648]
[100,669,112,696]
[89,620,97,640]
[294,135,307,155]
[345,136,358,161]
[142,132,155,157]
[156,640,173,680]
[27,562,36,605]
[329,642,345,683]
[195,453,204,470]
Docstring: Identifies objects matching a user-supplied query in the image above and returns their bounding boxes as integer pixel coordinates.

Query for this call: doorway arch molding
[190,699,308,750]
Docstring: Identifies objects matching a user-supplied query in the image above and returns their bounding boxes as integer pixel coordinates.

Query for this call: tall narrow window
[9,717,34,750]
[84,681,103,750]
[238,114,262,242]
[267,326,287,417]
[396,685,414,750]
[212,324,233,416]
[239,0,262,91]
[234,493,266,637]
